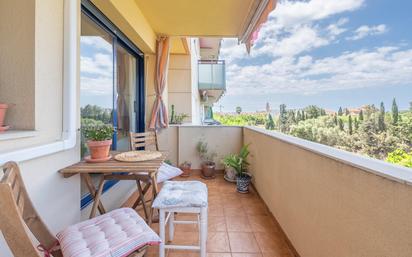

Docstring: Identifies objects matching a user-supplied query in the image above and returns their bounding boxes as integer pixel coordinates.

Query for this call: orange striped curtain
[149,36,170,130]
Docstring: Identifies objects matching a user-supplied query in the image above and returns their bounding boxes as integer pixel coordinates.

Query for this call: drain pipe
[0,0,78,164]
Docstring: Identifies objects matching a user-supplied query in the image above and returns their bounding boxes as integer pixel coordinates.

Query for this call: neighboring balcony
[198,60,226,104]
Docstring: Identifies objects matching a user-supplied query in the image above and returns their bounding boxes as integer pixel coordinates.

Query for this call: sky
[216,0,412,113]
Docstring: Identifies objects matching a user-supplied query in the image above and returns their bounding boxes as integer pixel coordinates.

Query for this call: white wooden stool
[152,181,208,257]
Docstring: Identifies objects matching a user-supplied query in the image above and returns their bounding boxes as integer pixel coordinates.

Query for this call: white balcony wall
[157,125,243,168]
[244,126,412,257]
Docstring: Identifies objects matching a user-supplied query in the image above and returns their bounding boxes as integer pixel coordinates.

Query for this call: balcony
[198,60,226,104]
[156,125,412,257]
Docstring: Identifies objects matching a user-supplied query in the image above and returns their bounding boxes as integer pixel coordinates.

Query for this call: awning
[241,0,277,53]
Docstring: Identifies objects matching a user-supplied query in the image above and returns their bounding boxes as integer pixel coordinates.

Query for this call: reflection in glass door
[115,44,137,151]
[80,12,114,157]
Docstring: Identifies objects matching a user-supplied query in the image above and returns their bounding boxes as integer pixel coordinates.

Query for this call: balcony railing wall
[159,125,412,257]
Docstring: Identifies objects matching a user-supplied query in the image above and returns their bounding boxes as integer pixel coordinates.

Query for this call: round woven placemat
[114,151,162,162]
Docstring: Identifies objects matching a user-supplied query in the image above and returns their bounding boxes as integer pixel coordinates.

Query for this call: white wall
[0,1,81,255]
[157,125,243,168]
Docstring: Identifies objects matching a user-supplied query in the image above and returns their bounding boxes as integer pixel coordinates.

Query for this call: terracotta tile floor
[140,172,295,257]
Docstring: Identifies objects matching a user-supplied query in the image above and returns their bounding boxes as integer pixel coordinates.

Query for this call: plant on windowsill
[224,144,252,193]
[0,103,10,132]
[196,140,217,179]
[179,161,192,177]
[83,124,115,162]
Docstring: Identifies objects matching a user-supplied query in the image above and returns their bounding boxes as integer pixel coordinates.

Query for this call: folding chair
[0,162,160,257]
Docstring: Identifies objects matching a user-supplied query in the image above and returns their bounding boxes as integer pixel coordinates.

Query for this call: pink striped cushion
[57,208,160,257]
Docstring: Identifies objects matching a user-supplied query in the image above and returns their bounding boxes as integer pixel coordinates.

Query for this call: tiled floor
[140,172,295,257]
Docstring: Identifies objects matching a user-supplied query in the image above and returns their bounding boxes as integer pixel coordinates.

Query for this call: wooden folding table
[59,151,167,224]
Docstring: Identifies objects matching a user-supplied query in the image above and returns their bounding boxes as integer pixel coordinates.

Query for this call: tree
[265,113,275,130]
[301,110,306,120]
[345,108,350,116]
[392,98,399,124]
[320,109,326,116]
[338,107,343,116]
[333,114,338,126]
[410,101,412,111]
[348,115,353,135]
[296,110,302,122]
[279,104,288,132]
[235,106,242,114]
[378,102,386,131]
[359,109,364,121]
[354,117,359,130]
[305,105,322,119]
[338,118,344,131]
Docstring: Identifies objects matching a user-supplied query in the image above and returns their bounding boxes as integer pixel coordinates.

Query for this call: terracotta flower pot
[201,162,216,179]
[179,163,192,177]
[0,104,8,127]
[87,139,112,159]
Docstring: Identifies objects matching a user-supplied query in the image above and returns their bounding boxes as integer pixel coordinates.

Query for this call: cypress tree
[392,98,399,124]
[333,114,338,126]
[354,117,359,130]
[345,108,350,116]
[279,104,288,132]
[265,114,275,130]
[296,110,302,122]
[348,115,353,135]
[301,110,305,120]
[359,109,364,121]
[338,107,343,116]
[378,102,386,131]
[338,118,344,131]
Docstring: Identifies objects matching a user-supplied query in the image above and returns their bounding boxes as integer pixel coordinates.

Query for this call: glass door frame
[81,0,146,142]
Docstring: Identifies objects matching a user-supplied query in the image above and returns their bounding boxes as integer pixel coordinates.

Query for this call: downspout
[0,0,78,164]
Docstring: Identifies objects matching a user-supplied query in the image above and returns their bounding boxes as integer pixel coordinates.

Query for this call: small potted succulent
[179,161,192,177]
[222,154,237,182]
[196,140,217,179]
[83,124,115,161]
[225,144,252,193]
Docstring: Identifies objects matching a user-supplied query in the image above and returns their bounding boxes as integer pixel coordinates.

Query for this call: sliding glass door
[80,11,144,156]
[79,2,145,208]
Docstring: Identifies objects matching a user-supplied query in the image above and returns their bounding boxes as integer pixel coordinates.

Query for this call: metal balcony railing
[198,60,226,91]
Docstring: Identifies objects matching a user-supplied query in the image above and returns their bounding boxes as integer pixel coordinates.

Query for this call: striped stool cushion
[57,208,160,257]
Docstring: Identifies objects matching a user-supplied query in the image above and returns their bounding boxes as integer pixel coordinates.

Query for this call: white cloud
[221,0,363,61]
[327,18,349,38]
[347,24,388,40]
[272,0,364,28]
[81,36,112,52]
[224,47,412,95]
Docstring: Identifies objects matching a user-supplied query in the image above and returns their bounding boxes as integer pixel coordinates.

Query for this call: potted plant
[83,124,115,161]
[196,140,217,179]
[222,154,237,182]
[225,144,252,193]
[179,161,192,177]
[0,103,10,132]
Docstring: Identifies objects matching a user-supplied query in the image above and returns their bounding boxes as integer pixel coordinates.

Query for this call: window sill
[0,130,38,141]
